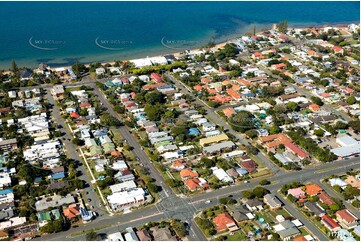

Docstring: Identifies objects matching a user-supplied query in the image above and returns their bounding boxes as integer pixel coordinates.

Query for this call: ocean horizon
[0,1,359,69]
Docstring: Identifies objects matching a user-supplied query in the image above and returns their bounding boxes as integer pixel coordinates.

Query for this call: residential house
[184,178,209,191]
[0,138,17,152]
[231,205,255,223]
[180,169,198,180]
[136,229,152,241]
[150,227,176,241]
[273,220,301,240]
[304,201,325,217]
[305,184,323,197]
[321,215,340,231]
[244,198,264,212]
[213,212,239,232]
[318,192,335,205]
[335,209,358,229]
[211,167,234,183]
[240,159,257,173]
[263,194,283,210]
[288,188,305,199]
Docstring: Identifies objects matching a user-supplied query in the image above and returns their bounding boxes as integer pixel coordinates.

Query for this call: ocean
[0,1,359,69]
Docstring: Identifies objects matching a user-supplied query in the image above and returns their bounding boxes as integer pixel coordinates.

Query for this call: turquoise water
[0,1,359,68]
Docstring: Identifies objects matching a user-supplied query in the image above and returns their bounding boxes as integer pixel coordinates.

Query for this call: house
[180,168,198,180]
[170,160,185,171]
[20,69,33,80]
[288,188,305,199]
[106,232,124,241]
[107,188,145,211]
[321,215,340,231]
[184,178,209,191]
[345,176,360,188]
[231,205,254,222]
[223,108,235,118]
[0,138,18,152]
[304,201,325,217]
[308,103,320,112]
[199,133,228,147]
[150,73,162,83]
[226,168,239,178]
[263,194,283,210]
[136,229,152,241]
[318,192,335,205]
[244,198,264,212]
[50,85,65,98]
[150,227,176,241]
[305,184,323,196]
[213,212,239,232]
[203,141,235,155]
[124,227,139,241]
[240,159,257,173]
[335,209,358,229]
[62,204,80,220]
[333,46,344,54]
[212,167,234,183]
[329,178,347,189]
[273,220,301,240]
[271,63,287,72]
[95,67,106,76]
[336,229,357,241]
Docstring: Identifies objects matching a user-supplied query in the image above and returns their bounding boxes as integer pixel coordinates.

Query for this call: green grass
[225,231,247,241]
[256,211,273,224]
[299,227,309,236]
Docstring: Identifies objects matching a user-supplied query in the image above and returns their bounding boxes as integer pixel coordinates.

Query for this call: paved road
[44,89,103,216]
[36,156,359,241]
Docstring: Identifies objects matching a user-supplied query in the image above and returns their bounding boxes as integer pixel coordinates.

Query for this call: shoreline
[5,21,358,73]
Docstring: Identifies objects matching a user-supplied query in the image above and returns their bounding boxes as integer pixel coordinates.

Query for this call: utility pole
[253,24,256,36]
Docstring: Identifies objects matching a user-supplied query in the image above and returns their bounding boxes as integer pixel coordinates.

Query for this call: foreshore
[25,22,357,73]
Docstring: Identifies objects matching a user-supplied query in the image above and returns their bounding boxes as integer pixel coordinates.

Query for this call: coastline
[45,22,356,73]
[2,21,356,73]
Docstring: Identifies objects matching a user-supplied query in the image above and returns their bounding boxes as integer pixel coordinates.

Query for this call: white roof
[110,181,137,194]
[107,188,145,205]
[212,167,233,183]
[292,219,303,227]
[331,144,360,158]
[106,232,124,241]
[336,135,359,147]
[0,217,26,230]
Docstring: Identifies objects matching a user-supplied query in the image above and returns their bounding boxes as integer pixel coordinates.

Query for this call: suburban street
[44,89,103,216]
[29,74,358,241]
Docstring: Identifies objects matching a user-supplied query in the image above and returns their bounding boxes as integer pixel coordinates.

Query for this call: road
[35,155,359,241]
[44,89,103,216]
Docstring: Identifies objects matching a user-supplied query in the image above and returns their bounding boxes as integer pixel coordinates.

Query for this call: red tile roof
[318,192,335,205]
[70,112,80,118]
[223,108,235,118]
[336,209,358,223]
[213,213,237,232]
[180,168,198,179]
[63,206,80,219]
[150,73,162,83]
[284,142,309,159]
[321,215,340,230]
[305,184,323,196]
[227,89,241,100]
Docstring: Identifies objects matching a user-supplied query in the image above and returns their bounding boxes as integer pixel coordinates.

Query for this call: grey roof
[304,201,325,216]
[0,208,14,220]
[203,141,235,154]
[245,198,264,207]
[231,205,250,222]
[0,138,17,146]
[264,194,283,208]
[278,227,300,239]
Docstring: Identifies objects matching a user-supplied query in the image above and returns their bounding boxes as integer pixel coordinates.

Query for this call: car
[87,198,91,202]
[244,180,249,184]
[205,200,211,204]
[136,157,140,161]
[99,203,102,207]
[90,205,94,209]
[86,191,89,194]
[228,195,233,198]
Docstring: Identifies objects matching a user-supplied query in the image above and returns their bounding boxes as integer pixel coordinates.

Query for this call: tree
[242,190,254,199]
[72,63,86,79]
[348,119,360,133]
[314,129,324,137]
[72,138,84,146]
[253,186,269,198]
[311,96,323,106]
[346,96,357,105]
[245,129,258,139]
[229,111,254,132]
[10,60,18,74]
[277,21,288,33]
[100,113,121,126]
[269,125,281,135]
[245,145,258,155]
[286,101,299,112]
[172,220,187,238]
[219,197,236,205]
[147,183,159,193]
[144,104,165,121]
[329,203,340,212]
[86,230,100,241]
[144,91,165,105]
[259,179,270,185]
[273,104,287,114]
